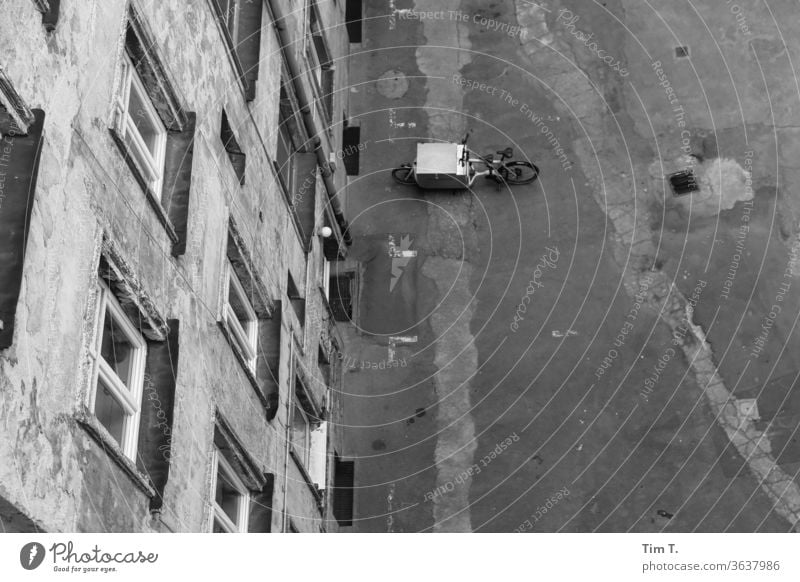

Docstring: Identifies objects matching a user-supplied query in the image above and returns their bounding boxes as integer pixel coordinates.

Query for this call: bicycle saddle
[497,147,514,158]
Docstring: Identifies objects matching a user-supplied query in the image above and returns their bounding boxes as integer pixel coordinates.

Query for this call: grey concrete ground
[340,0,799,532]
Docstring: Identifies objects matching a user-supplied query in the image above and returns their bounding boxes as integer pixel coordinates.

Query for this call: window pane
[215,466,241,526]
[100,309,135,388]
[127,80,160,156]
[213,518,229,533]
[94,379,126,445]
[228,275,253,330]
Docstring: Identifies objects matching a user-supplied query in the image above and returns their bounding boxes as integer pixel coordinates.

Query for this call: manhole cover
[376,70,409,99]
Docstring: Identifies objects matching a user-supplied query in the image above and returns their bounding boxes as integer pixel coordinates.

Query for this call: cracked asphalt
[339,0,798,532]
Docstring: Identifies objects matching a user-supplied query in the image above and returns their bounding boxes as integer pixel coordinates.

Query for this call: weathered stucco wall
[0,0,350,533]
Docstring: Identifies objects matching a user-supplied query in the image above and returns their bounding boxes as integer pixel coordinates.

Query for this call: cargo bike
[391,134,539,190]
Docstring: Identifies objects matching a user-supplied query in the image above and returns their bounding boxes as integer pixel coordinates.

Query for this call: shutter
[257,301,282,421]
[237,0,263,101]
[333,454,354,526]
[0,109,45,350]
[137,320,180,511]
[345,0,363,43]
[248,473,275,533]
[162,112,196,256]
[322,68,335,118]
[342,126,361,176]
[292,152,318,246]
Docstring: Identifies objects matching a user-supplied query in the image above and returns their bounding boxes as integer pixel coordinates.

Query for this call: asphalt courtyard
[339,0,791,532]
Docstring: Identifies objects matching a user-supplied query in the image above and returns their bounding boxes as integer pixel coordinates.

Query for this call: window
[291,401,312,467]
[117,54,167,197]
[0,71,44,349]
[113,7,196,255]
[222,220,282,417]
[276,86,297,194]
[79,236,178,497]
[223,260,258,372]
[212,448,250,533]
[306,2,334,121]
[211,0,263,101]
[213,415,272,532]
[329,272,355,322]
[91,280,147,459]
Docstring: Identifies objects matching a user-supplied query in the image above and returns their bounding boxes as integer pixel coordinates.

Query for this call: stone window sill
[75,410,156,498]
[109,128,180,246]
[289,448,324,513]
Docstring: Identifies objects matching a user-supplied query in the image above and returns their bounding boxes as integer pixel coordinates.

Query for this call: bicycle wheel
[502,161,539,185]
[392,164,416,185]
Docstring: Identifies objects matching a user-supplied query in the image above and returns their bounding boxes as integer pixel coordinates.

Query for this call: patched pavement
[340,0,793,532]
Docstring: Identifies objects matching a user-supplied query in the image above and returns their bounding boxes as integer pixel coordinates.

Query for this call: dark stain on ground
[415,407,426,418]
[372,439,387,451]
[406,417,415,425]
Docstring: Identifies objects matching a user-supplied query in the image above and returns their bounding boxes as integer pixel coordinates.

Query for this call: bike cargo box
[415,143,470,189]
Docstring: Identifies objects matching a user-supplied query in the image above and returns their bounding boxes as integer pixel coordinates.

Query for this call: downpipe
[265,0,352,245]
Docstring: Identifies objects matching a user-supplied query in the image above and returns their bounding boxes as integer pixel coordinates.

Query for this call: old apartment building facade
[0,0,358,532]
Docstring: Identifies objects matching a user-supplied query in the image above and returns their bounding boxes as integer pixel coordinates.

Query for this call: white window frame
[89,280,147,459]
[117,53,167,198]
[322,259,331,299]
[223,260,258,372]
[276,113,296,194]
[216,0,240,43]
[211,449,250,533]
[305,0,332,123]
[291,400,312,467]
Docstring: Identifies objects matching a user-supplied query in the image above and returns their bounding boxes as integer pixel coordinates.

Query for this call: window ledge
[217,320,272,415]
[75,410,157,498]
[289,448,324,512]
[109,128,180,245]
